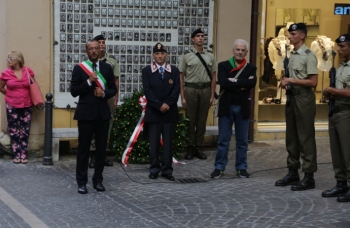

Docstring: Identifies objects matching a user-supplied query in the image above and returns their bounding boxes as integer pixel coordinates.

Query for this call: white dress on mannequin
[268,30,293,74]
[268,28,294,102]
[310,35,334,72]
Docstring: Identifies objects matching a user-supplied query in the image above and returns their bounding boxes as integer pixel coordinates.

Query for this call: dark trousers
[184,86,211,146]
[76,116,109,186]
[329,110,350,182]
[148,122,175,175]
[285,92,317,173]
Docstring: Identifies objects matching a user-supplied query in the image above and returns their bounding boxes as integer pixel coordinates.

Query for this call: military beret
[153,42,167,53]
[336,34,350,43]
[288,23,307,32]
[191,28,205,38]
[93,34,106,41]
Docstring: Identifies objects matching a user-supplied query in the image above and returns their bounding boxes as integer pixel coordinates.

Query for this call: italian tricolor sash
[79,60,107,90]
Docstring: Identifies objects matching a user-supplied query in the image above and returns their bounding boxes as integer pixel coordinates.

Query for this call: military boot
[275,169,300,186]
[322,180,348,197]
[291,173,315,191]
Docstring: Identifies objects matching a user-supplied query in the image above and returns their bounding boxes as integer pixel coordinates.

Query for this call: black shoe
[93,182,106,192]
[78,185,88,194]
[337,189,350,202]
[291,174,315,191]
[161,173,175,181]
[237,170,250,178]
[194,146,207,160]
[104,158,113,166]
[211,169,224,178]
[185,146,194,160]
[275,170,300,186]
[322,181,349,197]
[149,173,158,179]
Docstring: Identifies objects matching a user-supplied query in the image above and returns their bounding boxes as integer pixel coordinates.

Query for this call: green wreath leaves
[109,90,189,164]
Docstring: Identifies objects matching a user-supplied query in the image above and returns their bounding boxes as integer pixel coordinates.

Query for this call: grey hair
[233,39,249,51]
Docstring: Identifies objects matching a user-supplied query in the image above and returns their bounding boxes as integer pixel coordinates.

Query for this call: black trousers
[76,116,109,186]
[148,122,175,175]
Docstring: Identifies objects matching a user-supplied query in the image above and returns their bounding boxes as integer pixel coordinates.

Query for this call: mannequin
[268,25,294,102]
[311,35,334,102]
[310,35,334,71]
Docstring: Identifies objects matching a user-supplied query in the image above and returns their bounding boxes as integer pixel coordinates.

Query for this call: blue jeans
[214,105,249,171]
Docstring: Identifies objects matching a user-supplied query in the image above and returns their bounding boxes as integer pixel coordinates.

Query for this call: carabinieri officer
[142,43,180,181]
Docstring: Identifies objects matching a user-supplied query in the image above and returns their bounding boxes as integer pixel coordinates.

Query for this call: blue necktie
[159,67,164,79]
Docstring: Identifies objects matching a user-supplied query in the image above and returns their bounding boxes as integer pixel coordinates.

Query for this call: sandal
[21,159,28,164]
[13,158,21,164]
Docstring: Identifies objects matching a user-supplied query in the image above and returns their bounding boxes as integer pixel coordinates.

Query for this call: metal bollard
[43,93,53,165]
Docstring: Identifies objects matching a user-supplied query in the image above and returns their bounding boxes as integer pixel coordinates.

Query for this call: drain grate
[176,178,208,184]
[332,221,350,228]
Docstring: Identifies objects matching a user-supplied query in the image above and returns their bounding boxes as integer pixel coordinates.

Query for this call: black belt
[184,82,211,89]
[289,87,312,96]
[333,104,350,115]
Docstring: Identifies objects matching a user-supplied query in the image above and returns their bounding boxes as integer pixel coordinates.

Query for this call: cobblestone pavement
[0,137,350,228]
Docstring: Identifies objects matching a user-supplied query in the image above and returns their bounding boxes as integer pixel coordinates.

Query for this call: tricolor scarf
[79,60,107,90]
[229,57,247,73]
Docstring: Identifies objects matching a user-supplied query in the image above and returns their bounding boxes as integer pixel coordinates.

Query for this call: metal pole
[43,93,53,165]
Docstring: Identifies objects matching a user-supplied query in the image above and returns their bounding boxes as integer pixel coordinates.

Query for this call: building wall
[0,0,52,151]
[0,0,253,152]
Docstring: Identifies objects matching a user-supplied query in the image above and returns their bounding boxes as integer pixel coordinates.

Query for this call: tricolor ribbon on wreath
[121,96,186,166]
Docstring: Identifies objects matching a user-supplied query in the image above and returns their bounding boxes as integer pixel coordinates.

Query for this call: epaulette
[207,50,213,53]
[305,49,311,54]
[184,50,191,55]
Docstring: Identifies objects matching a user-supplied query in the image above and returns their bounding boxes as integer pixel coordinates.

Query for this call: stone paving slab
[0,137,349,227]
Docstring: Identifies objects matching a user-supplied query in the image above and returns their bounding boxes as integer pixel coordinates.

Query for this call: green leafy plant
[109,91,189,164]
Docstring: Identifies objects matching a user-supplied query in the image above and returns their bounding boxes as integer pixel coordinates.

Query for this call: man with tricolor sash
[89,34,120,168]
[71,39,117,194]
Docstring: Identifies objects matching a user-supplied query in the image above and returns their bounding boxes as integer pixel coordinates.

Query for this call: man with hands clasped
[142,43,180,181]
[71,39,117,194]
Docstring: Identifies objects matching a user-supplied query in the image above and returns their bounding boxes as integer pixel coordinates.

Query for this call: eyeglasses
[87,47,100,51]
[7,57,17,61]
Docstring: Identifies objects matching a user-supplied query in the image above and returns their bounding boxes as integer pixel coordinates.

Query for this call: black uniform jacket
[142,63,180,123]
[71,61,117,121]
[217,60,257,119]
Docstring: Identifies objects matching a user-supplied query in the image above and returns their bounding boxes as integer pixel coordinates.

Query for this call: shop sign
[334,4,350,15]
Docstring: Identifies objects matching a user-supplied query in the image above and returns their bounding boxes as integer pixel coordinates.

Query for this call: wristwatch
[233,79,238,83]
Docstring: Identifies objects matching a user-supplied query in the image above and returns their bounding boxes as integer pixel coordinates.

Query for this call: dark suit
[142,63,180,174]
[217,61,257,118]
[71,61,117,186]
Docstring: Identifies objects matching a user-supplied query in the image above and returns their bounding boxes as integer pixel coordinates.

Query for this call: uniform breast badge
[169,79,173,84]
